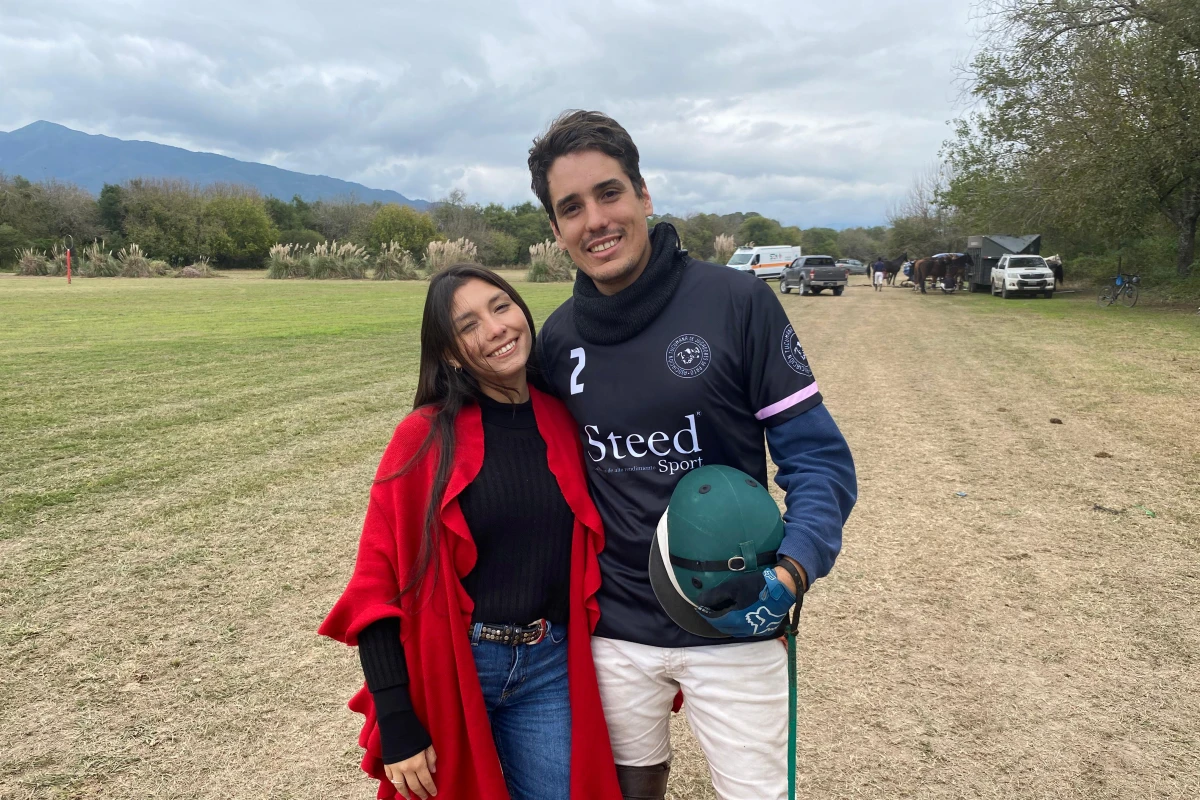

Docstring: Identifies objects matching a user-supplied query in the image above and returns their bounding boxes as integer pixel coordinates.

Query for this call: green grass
[958,285,1200,333]
[954,290,1200,400]
[0,271,571,538]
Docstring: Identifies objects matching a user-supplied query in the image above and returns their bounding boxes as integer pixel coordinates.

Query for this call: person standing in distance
[872,256,887,291]
[528,111,858,800]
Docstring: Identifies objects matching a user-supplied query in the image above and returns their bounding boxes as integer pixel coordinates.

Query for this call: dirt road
[668,283,1200,799]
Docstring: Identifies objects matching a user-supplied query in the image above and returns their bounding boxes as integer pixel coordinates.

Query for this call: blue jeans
[470,622,571,800]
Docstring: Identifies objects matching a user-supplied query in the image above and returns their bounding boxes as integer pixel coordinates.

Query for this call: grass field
[2,272,1198,799]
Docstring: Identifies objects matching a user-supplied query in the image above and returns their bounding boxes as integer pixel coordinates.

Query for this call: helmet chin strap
[656,509,698,608]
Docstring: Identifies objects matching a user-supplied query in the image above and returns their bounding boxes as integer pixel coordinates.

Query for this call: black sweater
[357,395,575,763]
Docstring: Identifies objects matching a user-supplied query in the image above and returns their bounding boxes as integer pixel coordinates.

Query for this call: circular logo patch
[781,324,812,376]
[666,334,711,379]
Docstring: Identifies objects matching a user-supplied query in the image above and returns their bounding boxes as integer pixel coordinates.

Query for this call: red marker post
[63,235,73,285]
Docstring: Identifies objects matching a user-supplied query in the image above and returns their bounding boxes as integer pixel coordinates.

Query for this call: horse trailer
[964,234,1041,293]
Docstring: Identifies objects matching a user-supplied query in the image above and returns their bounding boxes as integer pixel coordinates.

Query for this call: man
[529,110,857,800]
[872,256,887,291]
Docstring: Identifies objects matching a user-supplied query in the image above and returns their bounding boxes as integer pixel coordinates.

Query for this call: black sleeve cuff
[373,685,433,765]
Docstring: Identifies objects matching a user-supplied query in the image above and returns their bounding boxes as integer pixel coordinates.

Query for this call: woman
[319,265,621,800]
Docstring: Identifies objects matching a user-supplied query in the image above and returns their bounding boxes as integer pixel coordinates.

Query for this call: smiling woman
[317,263,623,800]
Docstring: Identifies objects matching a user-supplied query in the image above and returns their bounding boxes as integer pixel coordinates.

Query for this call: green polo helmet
[649,464,785,638]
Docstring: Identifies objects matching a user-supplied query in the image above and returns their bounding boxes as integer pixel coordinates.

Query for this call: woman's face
[450,278,532,390]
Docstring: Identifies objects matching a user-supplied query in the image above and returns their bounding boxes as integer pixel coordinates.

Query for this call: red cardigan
[319,387,622,799]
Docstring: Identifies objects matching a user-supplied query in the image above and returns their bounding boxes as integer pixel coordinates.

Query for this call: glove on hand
[696,567,796,637]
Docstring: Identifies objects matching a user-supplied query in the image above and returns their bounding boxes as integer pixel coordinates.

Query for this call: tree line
[0,176,565,271]
[0,173,908,273]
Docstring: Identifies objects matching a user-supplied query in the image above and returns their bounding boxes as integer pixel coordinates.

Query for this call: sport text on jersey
[584,413,704,475]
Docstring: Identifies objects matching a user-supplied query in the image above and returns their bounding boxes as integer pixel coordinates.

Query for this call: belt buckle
[727,556,747,572]
[527,619,547,645]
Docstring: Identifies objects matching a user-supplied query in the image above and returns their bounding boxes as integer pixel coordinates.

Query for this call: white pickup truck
[990,254,1056,299]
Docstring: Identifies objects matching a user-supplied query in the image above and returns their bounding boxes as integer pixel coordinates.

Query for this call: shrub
[78,241,120,278]
[713,234,736,264]
[478,229,520,267]
[0,224,26,269]
[373,241,421,280]
[117,244,169,277]
[266,241,369,279]
[266,243,307,279]
[425,237,479,274]
[45,245,69,277]
[16,248,50,276]
[526,240,573,282]
[310,241,369,279]
[174,258,220,278]
[202,195,278,267]
[368,204,443,255]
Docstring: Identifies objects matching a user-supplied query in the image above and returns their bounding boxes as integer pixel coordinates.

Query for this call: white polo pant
[591,636,789,800]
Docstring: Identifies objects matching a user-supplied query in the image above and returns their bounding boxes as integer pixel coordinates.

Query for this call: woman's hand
[385,745,437,799]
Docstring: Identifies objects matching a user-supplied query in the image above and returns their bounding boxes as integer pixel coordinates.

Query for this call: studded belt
[471,619,549,646]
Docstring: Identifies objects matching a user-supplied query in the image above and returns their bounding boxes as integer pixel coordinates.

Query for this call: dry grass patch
[526,240,573,282]
[424,237,479,274]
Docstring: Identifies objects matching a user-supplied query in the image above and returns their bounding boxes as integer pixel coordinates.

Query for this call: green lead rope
[787,595,804,800]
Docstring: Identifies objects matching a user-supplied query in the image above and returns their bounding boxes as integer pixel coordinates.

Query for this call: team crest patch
[781,324,812,376]
[666,334,711,378]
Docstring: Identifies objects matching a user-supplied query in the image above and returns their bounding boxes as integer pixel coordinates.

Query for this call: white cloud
[0,0,975,226]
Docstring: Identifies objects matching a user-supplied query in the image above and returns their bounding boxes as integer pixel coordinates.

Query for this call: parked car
[836,258,867,275]
[779,255,849,296]
[990,254,1056,299]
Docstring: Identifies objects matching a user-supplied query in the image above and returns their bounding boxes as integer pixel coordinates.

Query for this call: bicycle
[1098,272,1139,307]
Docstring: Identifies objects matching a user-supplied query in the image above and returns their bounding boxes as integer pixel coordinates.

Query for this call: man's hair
[528,110,645,223]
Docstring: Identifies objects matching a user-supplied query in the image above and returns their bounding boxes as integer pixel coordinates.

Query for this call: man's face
[546,150,654,294]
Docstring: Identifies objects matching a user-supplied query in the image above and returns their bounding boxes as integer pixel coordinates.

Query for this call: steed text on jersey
[584,414,703,474]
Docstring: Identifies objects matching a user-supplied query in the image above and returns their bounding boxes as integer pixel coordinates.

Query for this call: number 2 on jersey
[569,348,585,395]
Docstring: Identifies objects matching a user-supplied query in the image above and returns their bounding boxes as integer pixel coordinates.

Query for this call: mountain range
[0,121,429,209]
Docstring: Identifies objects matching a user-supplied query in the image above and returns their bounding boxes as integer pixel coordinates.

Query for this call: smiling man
[530,110,857,800]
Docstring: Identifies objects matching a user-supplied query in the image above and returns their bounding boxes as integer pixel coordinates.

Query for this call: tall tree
[800,227,840,258]
[98,184,125,234]
[949,0,1200,276]
[737,215,787,246]
[366,204,443,255]
[887,163,962,256]
[431,189,487,241]
[203,196,278,266]
[481,202,553,263]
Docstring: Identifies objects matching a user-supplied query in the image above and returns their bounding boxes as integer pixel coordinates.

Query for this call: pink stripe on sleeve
[754,383,820,421]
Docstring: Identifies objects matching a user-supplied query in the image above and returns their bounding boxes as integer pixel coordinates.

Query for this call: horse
[883,252,908,285]
[913,253,974,294]
[1045,254,1064,286]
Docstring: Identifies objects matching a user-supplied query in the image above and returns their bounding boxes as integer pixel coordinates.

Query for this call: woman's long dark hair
[383,263,540,603]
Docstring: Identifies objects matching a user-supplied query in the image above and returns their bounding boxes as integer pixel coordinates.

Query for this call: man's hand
[385,745,437,799]
[696,567,796,637]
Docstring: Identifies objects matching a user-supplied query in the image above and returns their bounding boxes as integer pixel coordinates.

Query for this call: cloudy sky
[0,0,978,228]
